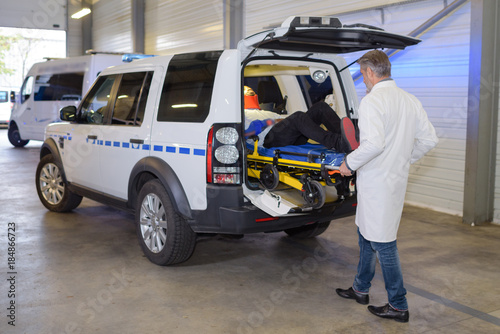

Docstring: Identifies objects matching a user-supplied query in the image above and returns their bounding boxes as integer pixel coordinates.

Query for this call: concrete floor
[1,128,500,334]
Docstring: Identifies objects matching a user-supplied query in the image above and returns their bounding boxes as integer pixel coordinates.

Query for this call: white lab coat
[346,80,438,242]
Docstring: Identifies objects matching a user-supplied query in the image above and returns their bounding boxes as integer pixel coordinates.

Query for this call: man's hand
[340,161,352,177]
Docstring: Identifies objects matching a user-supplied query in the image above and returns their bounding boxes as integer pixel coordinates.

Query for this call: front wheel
[36,154,82,212]
[135,179,196,266]
[8,124,29,147]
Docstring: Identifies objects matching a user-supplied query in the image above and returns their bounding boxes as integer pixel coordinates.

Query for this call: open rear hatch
[240,16,420,216]
[239,16,420,56]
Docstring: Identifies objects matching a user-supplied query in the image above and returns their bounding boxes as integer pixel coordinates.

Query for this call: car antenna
[241,32,275,64]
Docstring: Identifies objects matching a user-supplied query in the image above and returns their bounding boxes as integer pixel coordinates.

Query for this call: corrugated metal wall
[92,0,133,53]
[495,91,500,223]
[245,0,471,216]
[335,0,470,216]
[67,0,500,222]
[67,1,82,57]
[144,0,224,55]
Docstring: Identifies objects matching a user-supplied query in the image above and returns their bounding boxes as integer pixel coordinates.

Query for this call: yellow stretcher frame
[246,139,344,209]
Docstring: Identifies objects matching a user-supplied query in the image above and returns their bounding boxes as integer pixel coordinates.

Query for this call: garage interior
[1,0,500,333]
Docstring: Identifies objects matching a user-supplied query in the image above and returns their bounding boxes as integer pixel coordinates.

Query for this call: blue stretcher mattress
[247,143,345,166]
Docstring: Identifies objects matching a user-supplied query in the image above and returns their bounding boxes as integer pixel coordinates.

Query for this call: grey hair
[357,50,391,78]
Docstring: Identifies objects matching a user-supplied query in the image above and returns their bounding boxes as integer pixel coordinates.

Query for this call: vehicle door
[98,69,157,199]
[12,75,35,138]
[60,74,119,191]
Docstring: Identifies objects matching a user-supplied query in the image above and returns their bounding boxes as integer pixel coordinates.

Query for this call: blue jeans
[352,229,408,310]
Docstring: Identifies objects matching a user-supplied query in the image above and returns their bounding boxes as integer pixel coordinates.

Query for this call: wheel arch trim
[129,157,193,219]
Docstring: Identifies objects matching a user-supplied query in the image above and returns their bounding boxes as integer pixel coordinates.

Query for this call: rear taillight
[207,123,243,184]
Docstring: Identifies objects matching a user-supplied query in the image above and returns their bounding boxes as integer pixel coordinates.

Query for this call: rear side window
[34,72,84,101]
[0,91,8,103]
[157,51,222,123]
[111,71,152,126]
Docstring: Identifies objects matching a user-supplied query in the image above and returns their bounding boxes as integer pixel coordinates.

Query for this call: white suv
[35,16,419,265]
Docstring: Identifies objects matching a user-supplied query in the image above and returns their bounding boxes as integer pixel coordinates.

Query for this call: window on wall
[157,51,222,123]
[34,73,84,101]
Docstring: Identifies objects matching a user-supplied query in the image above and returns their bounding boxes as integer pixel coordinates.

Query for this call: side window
[0,91,8,103]
[111,71,152,126]
[34,72,84,101]
[20,76,34,103]
[157,51,222,123]
[297,75,333,108]
[78,75,117,124]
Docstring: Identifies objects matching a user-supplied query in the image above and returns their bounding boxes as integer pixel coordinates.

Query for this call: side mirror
[10,91,15,102]
[60,105,77,122]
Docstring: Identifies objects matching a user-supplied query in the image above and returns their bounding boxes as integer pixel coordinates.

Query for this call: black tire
[36,154,83,212]
[135,179,196,266]
[260,164,279,190]
[8,124,29,147]
[302,180,326,209]
[285,221,331,238]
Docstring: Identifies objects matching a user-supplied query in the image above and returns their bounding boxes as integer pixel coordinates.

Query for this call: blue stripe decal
[193,149,205,156]
[122,142,129,148]
[105,141,111,146]
[154,145,163,152]
[142,144,150,150]
[113,141,120,147]
[179,147,190,155]
[166,146,176,153]
[98,140,103,146]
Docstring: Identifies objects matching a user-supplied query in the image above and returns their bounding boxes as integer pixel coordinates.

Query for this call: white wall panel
[144,0,223,55]
[0,0,66,30]
[92,0,133,53]
[337,0,470,216]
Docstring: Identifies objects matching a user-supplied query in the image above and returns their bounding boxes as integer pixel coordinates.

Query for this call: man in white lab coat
[336,50,438,322]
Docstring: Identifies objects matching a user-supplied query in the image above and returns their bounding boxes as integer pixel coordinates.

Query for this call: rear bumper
[190,185,356,234]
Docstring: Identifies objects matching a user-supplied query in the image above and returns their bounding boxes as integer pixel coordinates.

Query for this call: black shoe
[335,287,369,305]
[368,303,409,323]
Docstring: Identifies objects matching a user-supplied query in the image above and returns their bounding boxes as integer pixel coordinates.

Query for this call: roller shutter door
[144,0,223,55]
[92,0,133,53]
[249,0,470,215]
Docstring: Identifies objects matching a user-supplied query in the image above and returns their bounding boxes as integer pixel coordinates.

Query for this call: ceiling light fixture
[71,8,91,19]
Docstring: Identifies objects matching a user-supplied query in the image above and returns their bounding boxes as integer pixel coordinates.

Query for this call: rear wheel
[136,179,196,265]
[8,124,29,147]
[36,154,82,212]
[285,221,331,238]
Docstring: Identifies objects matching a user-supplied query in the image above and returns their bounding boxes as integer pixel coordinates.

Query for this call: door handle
[87,135,97,140]
[130,139,144,144]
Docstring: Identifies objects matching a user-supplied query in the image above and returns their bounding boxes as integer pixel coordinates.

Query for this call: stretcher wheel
[260,164,279,190]
[302,180,325,209]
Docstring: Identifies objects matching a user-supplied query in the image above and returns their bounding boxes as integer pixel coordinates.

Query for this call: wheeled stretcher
[246,139,351,209]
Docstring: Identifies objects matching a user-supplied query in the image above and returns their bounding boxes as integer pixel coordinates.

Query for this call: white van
[8,54,128,146]
[0,88,14,125]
